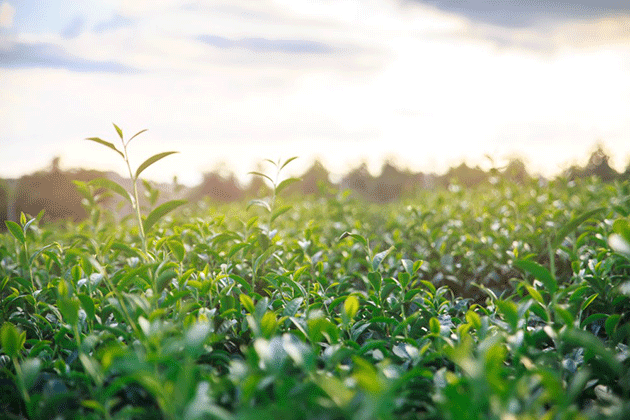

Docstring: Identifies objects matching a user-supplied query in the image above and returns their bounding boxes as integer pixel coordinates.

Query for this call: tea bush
[1,167,630,419]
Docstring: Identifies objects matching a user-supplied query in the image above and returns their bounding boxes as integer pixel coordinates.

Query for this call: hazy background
[1,0,629,186]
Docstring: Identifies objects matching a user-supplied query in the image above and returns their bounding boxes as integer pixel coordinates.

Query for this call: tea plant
[85,124,185,255]
[1,168,630,419]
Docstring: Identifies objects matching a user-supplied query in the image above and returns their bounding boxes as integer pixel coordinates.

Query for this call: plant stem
[122,141,147,255]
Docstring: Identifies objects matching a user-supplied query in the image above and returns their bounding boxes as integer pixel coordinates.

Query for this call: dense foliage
[1,174,630,419]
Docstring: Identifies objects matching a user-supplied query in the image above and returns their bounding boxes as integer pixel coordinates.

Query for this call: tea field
[2,175,630,419]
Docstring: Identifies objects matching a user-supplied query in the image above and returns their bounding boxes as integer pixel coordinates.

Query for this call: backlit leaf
[135,151,178,179]
[85,137,124,158]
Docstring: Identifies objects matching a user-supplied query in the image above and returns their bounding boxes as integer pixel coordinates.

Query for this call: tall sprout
[85,124,185,256]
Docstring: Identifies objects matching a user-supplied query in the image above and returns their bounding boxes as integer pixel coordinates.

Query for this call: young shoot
[248,157,301,235]
[85,124,185,255]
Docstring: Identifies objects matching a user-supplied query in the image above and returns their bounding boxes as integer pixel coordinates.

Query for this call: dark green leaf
[514,259,557,295]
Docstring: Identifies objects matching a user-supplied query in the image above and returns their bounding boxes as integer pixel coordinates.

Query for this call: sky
[1,0,629,186]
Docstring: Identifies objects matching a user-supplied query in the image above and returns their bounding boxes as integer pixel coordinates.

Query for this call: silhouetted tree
[442,163,488,187]
[502,158,529,184]
[189,171,243,202]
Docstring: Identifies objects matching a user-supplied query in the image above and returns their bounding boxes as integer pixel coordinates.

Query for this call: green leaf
[338,231,368,249]
[156,270,178,293]
[1,323,24,358]
[72,180,94,204]
[23,217,37,233]
[524,284,545,305]
[58,297,80,326]
[562,328,622,373]
[127,128,148,145]
[344,295,359,320]
[248,171,274,185]
[85,137,124,158]
[271,205,292,223]
[21,358,42,390]
[552,207,605,250]
[497,300,519,330]
[465,310,482,329]
[514,259,557,295]
[135,151,178,179]
[275,177,300,195]
[89,177,132,203]
[240,294,255,313]
[5,221,25,244]
[367,271,382,291]
[113,123,124,140]
[143,199,187,232]
[605,314,621,337]
[166,239,186,262]
[279,156,298,171]
[372,246,394,271]
[77,294,95,321]
[247,199,271,213]
[429,317,440,335]
[229,274,253,293]
[260,311,278,337]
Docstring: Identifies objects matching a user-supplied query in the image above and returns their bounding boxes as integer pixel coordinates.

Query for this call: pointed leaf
[343,295,359,320]
[85,137,124,158]
[552,207,605,250]
[113,123,123,140]
[72,180,94,203]
[247,199,271,213]
[514,259,557,295]
[275,177,300,195]
[271,205,292,223]
[89,178,132,203]
[1,323,23,358]
[248,171,274,185]
[338,231,368,248]
[135,151,178,179]
[5,221,25,244]
[372,246,395,271]
[143,199,187,232]
[127,128,148,145]
[280,156,299,171]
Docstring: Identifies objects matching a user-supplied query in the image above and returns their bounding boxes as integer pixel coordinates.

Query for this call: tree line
[0,145,627,228]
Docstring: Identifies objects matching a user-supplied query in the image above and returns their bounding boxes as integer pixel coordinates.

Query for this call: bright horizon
[1,0,629,186]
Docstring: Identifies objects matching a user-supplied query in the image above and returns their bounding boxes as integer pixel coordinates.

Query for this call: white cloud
[0,1,15,28]
[2,0,630,183]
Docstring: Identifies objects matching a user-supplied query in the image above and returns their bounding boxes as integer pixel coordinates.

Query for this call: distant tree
[341,163,372,197]
[502,158,529,184]
[0,179,8,229]
[297,160,334,196]
[442,163,488,187]
[584,145,618,181]
[565,145,618,182]
[189,171,243,202]
[14,169,86,223]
